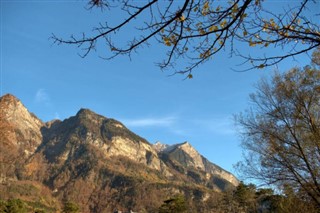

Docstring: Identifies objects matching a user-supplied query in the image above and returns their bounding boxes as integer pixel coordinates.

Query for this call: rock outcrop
[0,94,43,182]
[0,94,43,154]
[154,141,239,190]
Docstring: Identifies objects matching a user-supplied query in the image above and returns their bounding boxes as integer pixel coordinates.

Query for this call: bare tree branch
[52,0,320,76]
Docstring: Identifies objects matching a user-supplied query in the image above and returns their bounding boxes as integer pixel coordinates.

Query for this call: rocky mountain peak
[71,108,107,129]
[0,93,20,105]
[0,93,43,128]
[0,94,43,159]
[1,94,28,117]
[154,141,206,170]
[75,108,102,120]
[173,141,205,170]
[155,141,239,187]
[76,108,95,116]
[158,141,197,155]
[176,141,192,149]
[153,141,169,152]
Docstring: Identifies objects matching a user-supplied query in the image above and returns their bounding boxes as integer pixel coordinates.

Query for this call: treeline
[2,182,318,213]
[0,198,47,213]
[0,199,81,213]
[157,182,319,213]
[217,182,319,213]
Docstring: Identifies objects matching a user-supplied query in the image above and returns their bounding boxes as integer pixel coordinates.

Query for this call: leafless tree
[52,0,320,77]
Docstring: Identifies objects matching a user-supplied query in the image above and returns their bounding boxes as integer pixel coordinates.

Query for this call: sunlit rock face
[107,136,162,170]
[153,141,170,152]
[40,108,165,171]
[0,94,43,154]
[1,93,239,212]
[154,141,239,189]
[0,94,44,181]
[163,142,206,170]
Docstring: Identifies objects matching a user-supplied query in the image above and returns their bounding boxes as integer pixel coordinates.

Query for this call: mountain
[0,94,43,181]
[154,142,238,190]
[0,94,238,212]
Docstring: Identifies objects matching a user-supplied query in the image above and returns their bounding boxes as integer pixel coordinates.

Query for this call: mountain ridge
[0,94,239,212]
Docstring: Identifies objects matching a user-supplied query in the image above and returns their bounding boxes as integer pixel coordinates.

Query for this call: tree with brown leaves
[236,48,320,208]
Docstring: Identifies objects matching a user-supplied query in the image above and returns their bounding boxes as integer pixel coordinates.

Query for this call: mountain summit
[0,94,238,212]
[153,141,239,188]
[0,94,43,178]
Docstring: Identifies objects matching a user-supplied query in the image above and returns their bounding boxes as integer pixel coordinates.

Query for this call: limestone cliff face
[163,142,206,170]
[0,94,43,155]
[107,136,162,170]
[39,108,164,172]
[153,141,169,152]
[202,157,239,186]
[0,94,44,181]
[154,141,239,190]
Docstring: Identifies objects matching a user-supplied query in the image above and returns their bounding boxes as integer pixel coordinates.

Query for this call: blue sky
[1,0,315,174]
